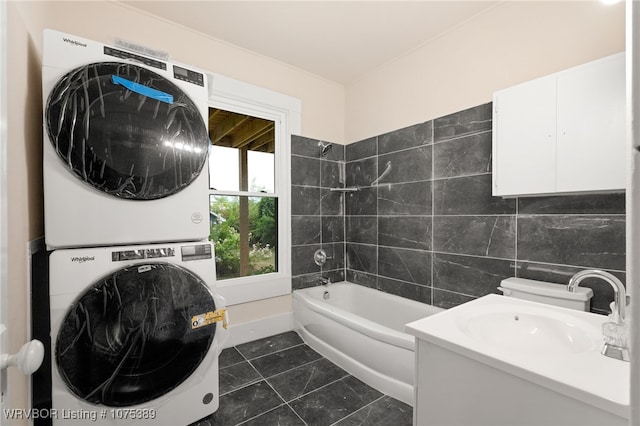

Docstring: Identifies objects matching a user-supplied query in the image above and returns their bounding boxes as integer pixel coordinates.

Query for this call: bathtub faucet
[320,276,331,287]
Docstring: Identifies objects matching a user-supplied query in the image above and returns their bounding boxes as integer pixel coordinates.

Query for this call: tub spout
[320,277,331,287]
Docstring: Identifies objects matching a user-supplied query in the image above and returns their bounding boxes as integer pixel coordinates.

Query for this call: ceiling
[121,1,499,84]
[209,107,275,153]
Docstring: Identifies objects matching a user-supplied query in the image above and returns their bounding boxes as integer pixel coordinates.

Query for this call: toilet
[498,277,593,311]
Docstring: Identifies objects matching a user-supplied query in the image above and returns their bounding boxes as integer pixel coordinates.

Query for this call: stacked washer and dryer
[41,29,228,426]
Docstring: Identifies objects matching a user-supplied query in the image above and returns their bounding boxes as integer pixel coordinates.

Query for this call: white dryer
[49,241,228,426]
[42,29,211,249]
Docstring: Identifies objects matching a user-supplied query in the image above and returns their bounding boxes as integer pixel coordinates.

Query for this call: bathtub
[293,282,443,406]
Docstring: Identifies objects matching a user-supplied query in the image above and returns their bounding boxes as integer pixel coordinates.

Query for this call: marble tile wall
[291,103,626,314]
[291,136,346,289]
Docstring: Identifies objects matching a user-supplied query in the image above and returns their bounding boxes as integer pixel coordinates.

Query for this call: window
[209,194,277,279]
[207,72,300,305]
[208,111,277,280]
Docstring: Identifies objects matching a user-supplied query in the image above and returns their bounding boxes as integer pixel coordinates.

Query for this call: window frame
[206,72,300,305]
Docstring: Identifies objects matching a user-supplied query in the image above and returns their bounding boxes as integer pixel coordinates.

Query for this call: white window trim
[206,72,300,306]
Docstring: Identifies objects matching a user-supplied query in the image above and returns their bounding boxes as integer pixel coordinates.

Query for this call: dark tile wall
[291,136,346,289]
[291,103,626,314]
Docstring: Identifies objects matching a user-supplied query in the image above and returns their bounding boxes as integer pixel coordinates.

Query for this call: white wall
[346,1,625,143]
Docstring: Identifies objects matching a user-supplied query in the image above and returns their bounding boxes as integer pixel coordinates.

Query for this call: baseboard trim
[225,312,294,348]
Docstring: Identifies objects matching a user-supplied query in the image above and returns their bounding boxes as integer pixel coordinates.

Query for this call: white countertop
[406,294,630,419]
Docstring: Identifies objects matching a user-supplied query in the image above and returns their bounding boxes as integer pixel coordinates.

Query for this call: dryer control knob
[1,339,44,375]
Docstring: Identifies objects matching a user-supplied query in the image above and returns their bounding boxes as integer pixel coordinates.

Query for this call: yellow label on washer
[191,309,228,330]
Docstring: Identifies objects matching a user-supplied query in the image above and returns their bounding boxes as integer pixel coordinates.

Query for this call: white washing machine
[49,241,228,426]
[42,29,211,250]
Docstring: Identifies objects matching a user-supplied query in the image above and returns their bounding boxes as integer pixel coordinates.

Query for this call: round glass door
[55,263,217,407]
[45,62,209,200]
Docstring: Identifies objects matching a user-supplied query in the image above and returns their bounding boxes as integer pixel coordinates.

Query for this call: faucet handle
[313,249,333,266]
[608,297,631,323]
[602,322,630,362]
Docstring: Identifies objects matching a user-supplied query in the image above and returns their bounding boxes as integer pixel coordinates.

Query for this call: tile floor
[190,331,413,426]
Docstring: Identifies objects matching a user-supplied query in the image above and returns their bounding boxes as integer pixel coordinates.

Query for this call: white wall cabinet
[493,53,625,197]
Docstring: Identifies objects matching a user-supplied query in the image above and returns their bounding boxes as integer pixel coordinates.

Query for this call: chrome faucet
[320,276,331,286]
[568,269,627,322]
[567,269,629,361]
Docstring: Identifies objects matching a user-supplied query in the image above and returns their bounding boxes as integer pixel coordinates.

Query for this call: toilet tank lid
[499,277,593,301]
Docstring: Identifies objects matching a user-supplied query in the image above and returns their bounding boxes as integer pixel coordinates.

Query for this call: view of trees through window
[208,107,277,280]
[210,195,277,279]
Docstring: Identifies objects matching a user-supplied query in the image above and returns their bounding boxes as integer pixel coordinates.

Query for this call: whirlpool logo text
[62,38,87,48]
[71,256,95,263]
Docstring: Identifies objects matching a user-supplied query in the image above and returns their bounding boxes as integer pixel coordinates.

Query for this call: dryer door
[45,62,209,200]
[55,263,218,407]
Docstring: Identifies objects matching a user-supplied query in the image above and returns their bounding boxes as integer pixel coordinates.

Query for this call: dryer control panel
[104,46,167,70]
[110,244,212,262]
[181,244,212,261]
[111,247,175,262]
[173,65,205,87]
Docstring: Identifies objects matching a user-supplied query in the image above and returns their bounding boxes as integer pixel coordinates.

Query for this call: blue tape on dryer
[111,75,174,104]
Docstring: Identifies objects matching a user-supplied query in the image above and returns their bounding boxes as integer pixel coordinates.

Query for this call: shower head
[318,141,333,157]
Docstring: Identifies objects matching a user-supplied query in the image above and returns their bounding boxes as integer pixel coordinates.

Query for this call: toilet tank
[498,277,593,311]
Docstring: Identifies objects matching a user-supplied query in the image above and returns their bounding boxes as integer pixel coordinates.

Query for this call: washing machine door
[55,263,218,407]
[45,62,209,200]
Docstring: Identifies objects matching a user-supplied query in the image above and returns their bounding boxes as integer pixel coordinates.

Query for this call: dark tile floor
[190,331,413,426]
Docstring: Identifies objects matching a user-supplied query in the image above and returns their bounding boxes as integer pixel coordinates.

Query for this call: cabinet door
[556,53,626,193]
[493,75,557,196]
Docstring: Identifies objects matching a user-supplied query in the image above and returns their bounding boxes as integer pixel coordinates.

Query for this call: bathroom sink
[406,294,629,421]
[456,305,600,356]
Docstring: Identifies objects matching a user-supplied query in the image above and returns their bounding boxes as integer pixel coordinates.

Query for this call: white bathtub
[293,282,443,406]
